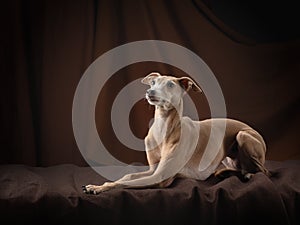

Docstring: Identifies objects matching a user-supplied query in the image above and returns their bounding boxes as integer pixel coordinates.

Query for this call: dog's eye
[167,81,175,88]
[151,80,155,85]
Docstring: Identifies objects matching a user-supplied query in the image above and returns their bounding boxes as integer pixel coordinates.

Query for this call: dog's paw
[82,184,107,194]
[82,184,99,194]
[243,173,253,181]
[82,183,114,194]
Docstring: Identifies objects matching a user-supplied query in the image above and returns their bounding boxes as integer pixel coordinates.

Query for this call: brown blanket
[0,161,299,225]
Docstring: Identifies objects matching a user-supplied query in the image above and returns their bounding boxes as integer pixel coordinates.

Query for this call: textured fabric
[0,161,299,225]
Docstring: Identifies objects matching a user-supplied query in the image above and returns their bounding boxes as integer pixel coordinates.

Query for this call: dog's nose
[146,89,156,96]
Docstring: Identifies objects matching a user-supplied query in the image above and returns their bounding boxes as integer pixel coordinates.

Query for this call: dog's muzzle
[146,89,160,102]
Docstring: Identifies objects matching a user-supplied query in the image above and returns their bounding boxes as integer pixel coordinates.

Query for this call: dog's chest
[151,120,168,143]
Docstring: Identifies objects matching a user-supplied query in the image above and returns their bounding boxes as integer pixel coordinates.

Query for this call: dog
[83,72,270,194]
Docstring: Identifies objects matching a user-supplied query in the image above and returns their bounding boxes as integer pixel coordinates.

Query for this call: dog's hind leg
[236,130,271,178]
[214,156,241,179]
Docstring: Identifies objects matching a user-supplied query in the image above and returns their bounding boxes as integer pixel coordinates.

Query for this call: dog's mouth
[146,94,173,110]
[148,96,159,102]
[146,95,161,103]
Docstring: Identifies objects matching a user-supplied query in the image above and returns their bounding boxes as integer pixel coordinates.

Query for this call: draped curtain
[1,0,299,166]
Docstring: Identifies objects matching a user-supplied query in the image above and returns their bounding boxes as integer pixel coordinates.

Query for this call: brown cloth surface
[0,161,299,225]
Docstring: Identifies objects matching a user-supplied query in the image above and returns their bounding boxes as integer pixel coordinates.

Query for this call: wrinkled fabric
[0,161,299,225]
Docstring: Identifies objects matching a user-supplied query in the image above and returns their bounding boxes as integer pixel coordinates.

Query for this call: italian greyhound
[83,72,270,194]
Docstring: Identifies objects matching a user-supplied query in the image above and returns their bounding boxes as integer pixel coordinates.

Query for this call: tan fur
[83,73,269,194]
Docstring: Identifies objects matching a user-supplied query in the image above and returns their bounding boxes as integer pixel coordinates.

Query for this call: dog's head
[141,72,202,109]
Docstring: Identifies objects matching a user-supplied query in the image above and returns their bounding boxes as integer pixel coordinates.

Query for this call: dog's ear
[141,72,161,85]
[177,77,202,92]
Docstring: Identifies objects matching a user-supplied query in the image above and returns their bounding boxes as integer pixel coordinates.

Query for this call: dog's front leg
[82,166,156,194]
[82,154,180,194]
[112,143,193,189]
[83,135,195,194]
[83,143,161,194]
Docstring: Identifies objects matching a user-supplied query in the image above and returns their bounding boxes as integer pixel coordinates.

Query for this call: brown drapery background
[1,0,299,166]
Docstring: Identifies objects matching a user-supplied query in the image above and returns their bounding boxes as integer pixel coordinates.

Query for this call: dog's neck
[152,99,183,140]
